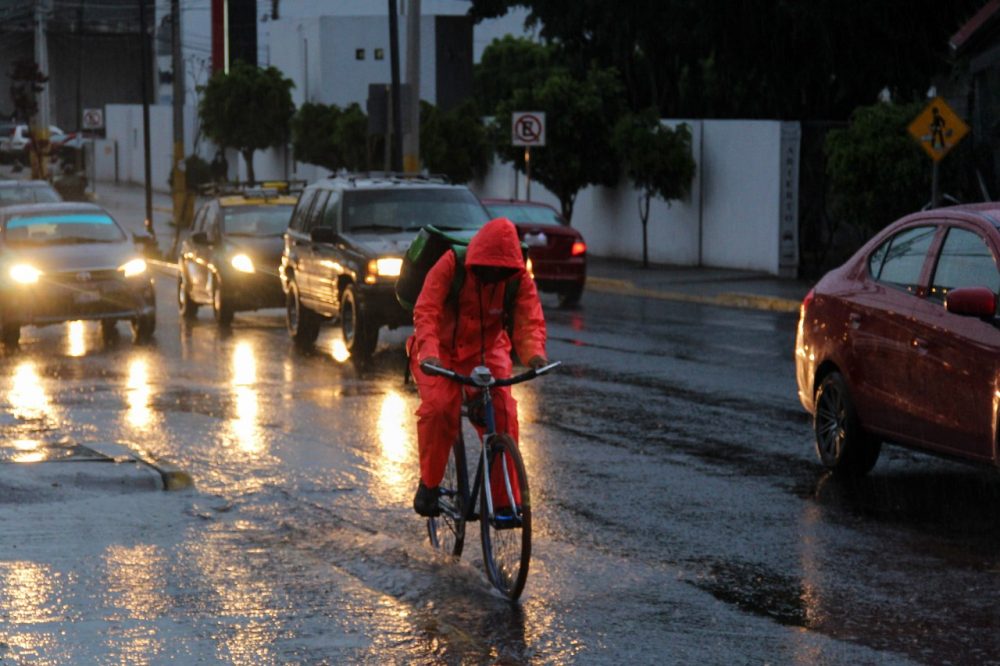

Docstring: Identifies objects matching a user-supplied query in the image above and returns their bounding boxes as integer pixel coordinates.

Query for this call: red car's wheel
[814,372,881,475]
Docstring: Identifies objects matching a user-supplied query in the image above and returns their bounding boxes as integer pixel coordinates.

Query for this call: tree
[291,102,370,172]
[199,63,295,184]
[825,101,932,236]
[420,100,492,183]
[494,66,624,222]
[9,59,47,122]
[470,0,983,121]
[614,110,696,268]
[9,59,49,179]
[473,36,554,115]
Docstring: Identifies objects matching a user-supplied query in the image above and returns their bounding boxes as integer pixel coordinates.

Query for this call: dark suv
[280,174,491,359]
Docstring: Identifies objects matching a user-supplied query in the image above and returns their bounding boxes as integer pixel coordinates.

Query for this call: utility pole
[33,0,51,180]
[403,0,420,173]
[138,0,155,240]
[388,0,403,173]
[171,0,189,253]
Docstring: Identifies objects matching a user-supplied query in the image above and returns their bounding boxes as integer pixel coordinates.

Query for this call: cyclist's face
[472,265,518,284]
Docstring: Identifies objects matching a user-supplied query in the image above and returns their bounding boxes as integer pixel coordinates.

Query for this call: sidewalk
[586,257,811,313]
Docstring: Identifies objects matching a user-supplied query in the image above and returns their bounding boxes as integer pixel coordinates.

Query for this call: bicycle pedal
[491,512,522,530]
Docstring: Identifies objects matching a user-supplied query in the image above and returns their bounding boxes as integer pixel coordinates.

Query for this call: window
[288,190,316,232]
[929,227,1000,302]
[342,188,490,232]
[374,48,385,60]
[869,225,936,294]
[323,191,341,230]
[303,191,330,233]
[355,48,365,60]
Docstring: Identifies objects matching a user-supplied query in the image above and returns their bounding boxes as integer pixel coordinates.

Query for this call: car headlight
[119,258,147,278]
[365,257,402,283]
[9,264,41,284]
[231,254,255,273]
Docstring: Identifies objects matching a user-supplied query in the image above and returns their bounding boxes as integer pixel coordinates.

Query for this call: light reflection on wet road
[0,276,998,662]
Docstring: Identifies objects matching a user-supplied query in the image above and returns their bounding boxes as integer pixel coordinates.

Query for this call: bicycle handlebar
[421,361,561,387]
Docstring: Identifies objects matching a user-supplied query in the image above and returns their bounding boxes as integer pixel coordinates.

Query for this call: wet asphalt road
[1,273,1000,664]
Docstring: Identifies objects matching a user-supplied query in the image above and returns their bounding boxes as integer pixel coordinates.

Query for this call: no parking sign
[512,112,545,147]
[82,108,104,130]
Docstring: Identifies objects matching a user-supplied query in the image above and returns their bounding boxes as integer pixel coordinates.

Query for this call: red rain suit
[409,217,547,502]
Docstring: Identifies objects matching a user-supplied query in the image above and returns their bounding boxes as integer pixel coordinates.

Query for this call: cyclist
[409,217,548,517]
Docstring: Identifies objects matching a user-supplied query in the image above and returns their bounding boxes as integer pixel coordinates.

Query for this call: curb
[587,276,801,313]
[83,442,193,492]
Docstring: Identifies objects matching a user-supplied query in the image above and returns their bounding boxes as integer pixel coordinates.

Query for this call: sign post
[907,97,969,208]
[512,111,545,201]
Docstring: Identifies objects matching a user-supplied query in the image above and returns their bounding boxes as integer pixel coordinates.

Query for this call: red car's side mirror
[945,286,997,318]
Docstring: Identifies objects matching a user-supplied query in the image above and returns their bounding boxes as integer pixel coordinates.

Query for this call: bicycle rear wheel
[428,435,468,557]
[480,434,531,600]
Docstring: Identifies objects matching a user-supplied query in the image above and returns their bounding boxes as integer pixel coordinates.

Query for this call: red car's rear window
[485,204,564,226]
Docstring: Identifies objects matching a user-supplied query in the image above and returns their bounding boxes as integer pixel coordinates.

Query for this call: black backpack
[395,225,521,317]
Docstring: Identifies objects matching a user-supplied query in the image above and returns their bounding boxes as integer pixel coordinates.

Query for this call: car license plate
[524,232,548,248]
[74,290,100,304]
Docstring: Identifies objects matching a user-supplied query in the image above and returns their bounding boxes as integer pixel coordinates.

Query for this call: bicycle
[420,360,560,600]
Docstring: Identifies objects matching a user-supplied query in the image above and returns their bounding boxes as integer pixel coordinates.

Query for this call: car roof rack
[199,179,307,198]
[328,170,451,186]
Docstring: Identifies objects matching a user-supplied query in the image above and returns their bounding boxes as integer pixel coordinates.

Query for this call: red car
[796,204,1000,475]
[481,199,587,307]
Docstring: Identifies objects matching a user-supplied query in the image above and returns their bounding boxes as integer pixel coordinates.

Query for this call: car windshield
[3,212,126,245]
[343,188,490,232]
[484,203,565,226]
[0,184,61,207]
[223,205,294,236]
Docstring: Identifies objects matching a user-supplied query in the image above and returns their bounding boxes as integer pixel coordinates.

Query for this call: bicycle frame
[426,361,560,525]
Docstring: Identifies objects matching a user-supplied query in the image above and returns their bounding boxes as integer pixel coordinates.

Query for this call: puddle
[688,559,807,627]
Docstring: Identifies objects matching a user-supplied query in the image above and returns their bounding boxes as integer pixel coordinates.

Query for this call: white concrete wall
[95,110,798,274]
[700,121,782,273]
[270,15,438,109]
[473,120,796,275]
[105,104,199,192]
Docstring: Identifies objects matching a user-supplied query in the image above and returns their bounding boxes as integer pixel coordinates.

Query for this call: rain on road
[0,273,999,664]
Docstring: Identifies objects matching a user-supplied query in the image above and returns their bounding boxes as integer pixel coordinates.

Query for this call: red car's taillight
[801,288,815,311]
[570,241,586,256]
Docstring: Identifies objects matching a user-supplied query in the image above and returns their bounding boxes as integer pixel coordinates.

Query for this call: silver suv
[280,174,491,360]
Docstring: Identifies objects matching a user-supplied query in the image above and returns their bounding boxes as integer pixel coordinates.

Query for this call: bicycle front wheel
[428,436,468,558]
[480,434,531,600]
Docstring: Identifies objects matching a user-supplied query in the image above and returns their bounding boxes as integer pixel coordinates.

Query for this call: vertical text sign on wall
[778,122,801,278]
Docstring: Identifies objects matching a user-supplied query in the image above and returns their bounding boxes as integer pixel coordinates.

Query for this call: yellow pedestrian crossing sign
[908,97,969,162]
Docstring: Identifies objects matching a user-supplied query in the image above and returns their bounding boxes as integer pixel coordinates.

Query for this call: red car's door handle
[848,313,862,329]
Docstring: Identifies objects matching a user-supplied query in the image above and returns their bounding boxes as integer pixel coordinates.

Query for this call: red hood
[465,217,525,270]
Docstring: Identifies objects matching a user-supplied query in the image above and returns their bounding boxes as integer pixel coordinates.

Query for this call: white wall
[105,104,199,192]
[95,111,799,275]
[474,120,797,275]
[271,15,439,109]
[700,121,781,273]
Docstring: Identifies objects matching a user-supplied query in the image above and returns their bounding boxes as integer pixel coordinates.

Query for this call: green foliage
[470,0,982,121]
[825,102,930,234]
[419,101,491,183]
[613,109,696,266]
[473,36,555,115]
[614,110,695,204]
[9,59,47,122]
[198,63,295,182]
[291,102,369,172]
[494,65,625,222]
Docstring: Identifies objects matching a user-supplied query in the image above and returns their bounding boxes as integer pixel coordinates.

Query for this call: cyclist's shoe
[413,481,441,517]
[492,506,522,529]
